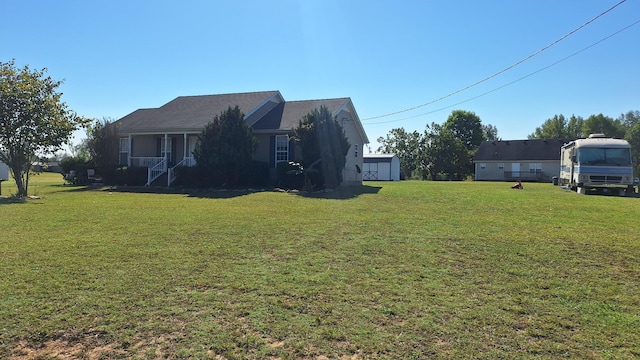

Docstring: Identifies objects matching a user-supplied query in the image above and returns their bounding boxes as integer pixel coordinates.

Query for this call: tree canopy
[376,110,495,180]
[443,110,484,151]
[192,106,257,187]
[292,106,350,189]
[0,60,89,197]
[376,128,424,179]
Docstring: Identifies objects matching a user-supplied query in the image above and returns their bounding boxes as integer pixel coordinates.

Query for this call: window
[275,135,289,164]
[479,163,486,170]
[529,163,542,173]
[119,138,129,165]
[354,144,359,158]
[498,163,504,170]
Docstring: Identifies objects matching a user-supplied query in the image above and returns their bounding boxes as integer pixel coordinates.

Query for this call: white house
[363,154,401,181]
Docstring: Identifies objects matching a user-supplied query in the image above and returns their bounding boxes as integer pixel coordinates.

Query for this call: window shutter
[269,136,275,168]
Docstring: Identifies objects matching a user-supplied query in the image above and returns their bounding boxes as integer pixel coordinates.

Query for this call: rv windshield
[577,147,631,166]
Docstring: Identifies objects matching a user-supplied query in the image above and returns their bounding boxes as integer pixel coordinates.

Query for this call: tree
[625,122,640,177]
[0,60,89,197]
[377,128,424,179]
[442,110,484,151]
[85,118,120,184]
[482,124,501,141]
[425,123,470,180]
[566,115,584,139]
[192,106,257,187]
[618,110,640,129]
[528,114,568,139]
[293,106,350,189]
[582,113,625,139]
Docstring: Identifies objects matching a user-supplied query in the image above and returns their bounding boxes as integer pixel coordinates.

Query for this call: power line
[366,18,640,125]
[362,0,628,121]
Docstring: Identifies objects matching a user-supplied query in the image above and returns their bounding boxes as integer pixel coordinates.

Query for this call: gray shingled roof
[114,91,279,133]
[474,139,573,162]
[251,98,350,131]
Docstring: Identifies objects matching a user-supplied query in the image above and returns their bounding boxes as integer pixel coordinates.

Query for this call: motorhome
[559,134,634,195]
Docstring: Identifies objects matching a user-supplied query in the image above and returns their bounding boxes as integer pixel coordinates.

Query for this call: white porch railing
[131,157,164,168]
[168,157,197,187]
[147,158,167,186]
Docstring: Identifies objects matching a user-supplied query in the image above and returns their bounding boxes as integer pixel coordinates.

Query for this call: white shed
[0,161,8,181]
[363,154,401,181]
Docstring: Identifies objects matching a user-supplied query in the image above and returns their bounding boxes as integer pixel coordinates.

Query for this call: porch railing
[131,157,164,168]
[147,158,167,186]
[167,157,197,187]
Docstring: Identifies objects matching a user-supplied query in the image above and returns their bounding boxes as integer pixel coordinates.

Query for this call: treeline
[529,111,640,175]
[527,111,640,140]
[377,110,498,180]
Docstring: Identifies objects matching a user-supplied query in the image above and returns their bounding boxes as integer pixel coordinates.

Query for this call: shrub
[113,166,147,186]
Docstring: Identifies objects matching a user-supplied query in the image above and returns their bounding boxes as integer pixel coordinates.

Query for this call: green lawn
[1,173,639,359]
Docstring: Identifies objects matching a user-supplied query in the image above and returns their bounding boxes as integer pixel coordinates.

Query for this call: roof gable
[252,98,350,131]
[474,139,573,162]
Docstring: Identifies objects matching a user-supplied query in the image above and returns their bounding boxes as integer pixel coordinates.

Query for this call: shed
[0,161,8,181]
[0,161,9,196]
[363,154,401,181]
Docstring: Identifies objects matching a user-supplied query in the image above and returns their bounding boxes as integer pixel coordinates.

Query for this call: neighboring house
[112,90,369,186]
[474,139,572,182]
[363,154,401,181]
[32,161,62,173]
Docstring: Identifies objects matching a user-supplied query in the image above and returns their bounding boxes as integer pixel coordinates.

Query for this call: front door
[511,163,520,179]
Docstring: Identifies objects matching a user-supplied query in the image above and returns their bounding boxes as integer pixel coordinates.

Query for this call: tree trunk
[10,164,27,197]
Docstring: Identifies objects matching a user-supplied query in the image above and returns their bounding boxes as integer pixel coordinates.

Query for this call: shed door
[363,163,378,180]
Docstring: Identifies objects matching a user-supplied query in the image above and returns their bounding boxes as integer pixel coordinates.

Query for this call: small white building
[0,161,8,181]
[363,154,401,181]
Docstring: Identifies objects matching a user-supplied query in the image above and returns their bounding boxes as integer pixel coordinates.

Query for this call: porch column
[164,134,168,170]
[183,133,188,162]
[127,135,132,167]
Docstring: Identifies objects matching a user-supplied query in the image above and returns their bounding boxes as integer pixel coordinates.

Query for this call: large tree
[192,106,257,187]
[376,128,425,179]
[293,106,350,189]
[425,123,470,180]
[528,114,570,139]
[583,113,625,139]
[0,60,89,197]
[443,110,484,151]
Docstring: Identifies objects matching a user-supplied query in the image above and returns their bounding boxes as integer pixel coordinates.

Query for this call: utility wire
[362,0,628,121]
[366,18,640,125]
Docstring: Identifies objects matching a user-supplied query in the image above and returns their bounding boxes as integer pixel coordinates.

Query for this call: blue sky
[3,0,639,153]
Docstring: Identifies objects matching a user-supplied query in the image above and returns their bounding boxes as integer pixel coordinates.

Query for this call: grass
[1,172,639,359]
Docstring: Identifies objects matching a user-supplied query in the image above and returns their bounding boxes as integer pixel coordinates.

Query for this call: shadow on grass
[46,184,384,200]
[293,185,382,199]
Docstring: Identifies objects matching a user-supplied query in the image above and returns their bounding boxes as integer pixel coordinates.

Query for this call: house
[474,139,572,182]
[362,154,401,181]
[112,90,369,186]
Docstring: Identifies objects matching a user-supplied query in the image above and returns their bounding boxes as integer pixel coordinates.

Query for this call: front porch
[121,133,199,186]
